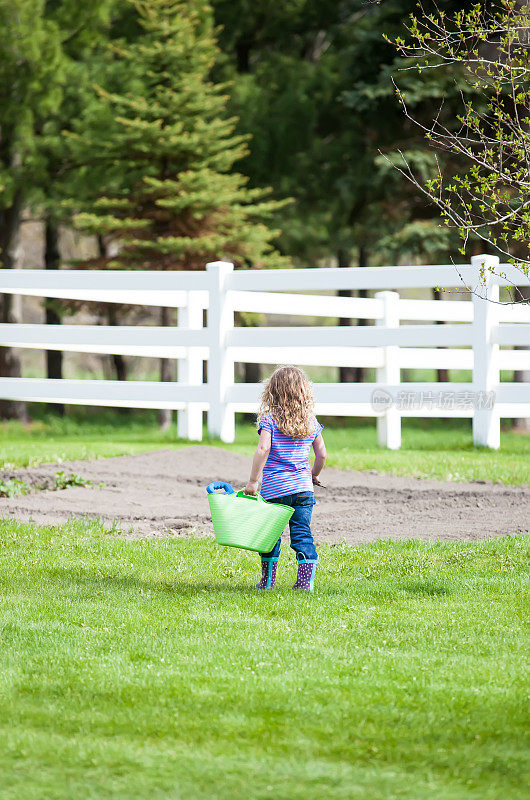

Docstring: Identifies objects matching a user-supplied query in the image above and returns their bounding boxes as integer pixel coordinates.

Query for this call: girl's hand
[312,474,325,488]
[245,480,259,496]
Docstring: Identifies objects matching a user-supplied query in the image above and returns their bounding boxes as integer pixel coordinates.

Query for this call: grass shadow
[7,567,353,599]
[402,580,451,596]
[42,568,262,596]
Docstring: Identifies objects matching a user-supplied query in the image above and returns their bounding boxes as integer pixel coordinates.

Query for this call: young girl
[244,366,327,592]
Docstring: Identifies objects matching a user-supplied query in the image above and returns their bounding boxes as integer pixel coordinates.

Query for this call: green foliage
[213,0,473,264]
[53,471,91,489]
[389,0,530,273]
[0,0,64,211]
[0,519,528,798]
[0,478,30,497]
[0,472,91,496]
[0,0,118,217]
[39,0,121,214]
[68,0,289,269]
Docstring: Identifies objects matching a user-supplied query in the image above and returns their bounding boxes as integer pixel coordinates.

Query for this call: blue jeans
[260,491,317,562]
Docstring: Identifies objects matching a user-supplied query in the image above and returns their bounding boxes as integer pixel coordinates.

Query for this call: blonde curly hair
[258,366,316,439]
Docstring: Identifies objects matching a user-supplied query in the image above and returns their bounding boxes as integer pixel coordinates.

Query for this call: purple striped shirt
[258,413,324,500]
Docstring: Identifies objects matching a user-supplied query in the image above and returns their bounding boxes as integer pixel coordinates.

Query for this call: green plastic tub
[206,481,294,552]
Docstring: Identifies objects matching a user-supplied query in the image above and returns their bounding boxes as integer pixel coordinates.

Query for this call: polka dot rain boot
[292,555,318,592]
[256,557,278,590]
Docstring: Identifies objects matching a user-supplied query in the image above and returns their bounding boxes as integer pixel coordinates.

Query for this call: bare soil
[1,447,529,543]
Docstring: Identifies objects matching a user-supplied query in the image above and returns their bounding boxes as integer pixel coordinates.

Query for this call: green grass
[221,417,530,485]
[1,407,529,485]
[0,519,528,799]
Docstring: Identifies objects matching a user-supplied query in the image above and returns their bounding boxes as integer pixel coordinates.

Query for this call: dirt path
[1,447,528,543]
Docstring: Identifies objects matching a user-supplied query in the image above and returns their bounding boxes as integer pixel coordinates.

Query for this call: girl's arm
[245,429,272,495]
[312,434,327,485]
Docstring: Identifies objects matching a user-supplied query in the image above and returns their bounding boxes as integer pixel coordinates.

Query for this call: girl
[244,366,327,592]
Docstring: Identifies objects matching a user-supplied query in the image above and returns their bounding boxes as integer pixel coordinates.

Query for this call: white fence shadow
[1,254,529,449]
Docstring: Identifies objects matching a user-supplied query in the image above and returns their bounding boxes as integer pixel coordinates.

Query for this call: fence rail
[1,254,529,449]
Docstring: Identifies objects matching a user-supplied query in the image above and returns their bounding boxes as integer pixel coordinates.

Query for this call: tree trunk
[241,310,261,386]
[158,305,174,430]
[44,217,64,415]
[107,306,128,383]
[353,244,369,383]
[97,235,129,412]
[244,362,261,384]
[338,248,354,383]
[339,246,368,383]
[240,361,261,424]
[0,191,28,420]
[433,287,449,383]
[513,285,530,432]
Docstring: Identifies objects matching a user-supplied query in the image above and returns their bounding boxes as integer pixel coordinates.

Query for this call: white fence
[1,254,529,449]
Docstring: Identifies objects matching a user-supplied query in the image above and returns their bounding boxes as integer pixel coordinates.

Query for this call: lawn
[1,407,529,485]
[0,520,527,799]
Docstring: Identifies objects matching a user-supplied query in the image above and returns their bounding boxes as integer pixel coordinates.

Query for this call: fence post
[375,290,401,449]
[206,260,235,442]
[177,291,204,441]
[471,253,500,448]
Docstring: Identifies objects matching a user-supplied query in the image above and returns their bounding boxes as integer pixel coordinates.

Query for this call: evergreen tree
[42,0,118,406]
[69,0,288,270]
[0,0,64,419]
[68,0,288,426]
[0,1,119,417]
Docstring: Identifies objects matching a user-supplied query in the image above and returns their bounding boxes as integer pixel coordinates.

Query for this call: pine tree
[68,0,288,427]
[0,0,64,419]
[42,0,117,408]
[69,0,289,270]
